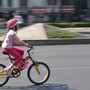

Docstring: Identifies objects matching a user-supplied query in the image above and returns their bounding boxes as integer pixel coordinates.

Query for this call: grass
[46,29,83,39]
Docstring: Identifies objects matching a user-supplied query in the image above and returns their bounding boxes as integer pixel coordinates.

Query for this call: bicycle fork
[28,54,41,75]
[34,63,40,75]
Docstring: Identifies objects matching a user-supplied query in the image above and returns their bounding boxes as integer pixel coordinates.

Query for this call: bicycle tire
[27,62,50,85]
[0,64,9,87]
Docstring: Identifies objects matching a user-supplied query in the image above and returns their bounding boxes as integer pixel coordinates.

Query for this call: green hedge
[48,22,90,28]
[0,18,5,22]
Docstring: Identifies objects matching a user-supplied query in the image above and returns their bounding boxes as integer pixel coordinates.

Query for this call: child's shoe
[4,69,13,78]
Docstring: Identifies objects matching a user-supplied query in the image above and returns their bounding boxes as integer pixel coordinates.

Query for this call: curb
[23,39,90,45]
[0,39,90,46]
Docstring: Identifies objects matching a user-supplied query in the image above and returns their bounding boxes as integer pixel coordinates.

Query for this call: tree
[74,0,87,15]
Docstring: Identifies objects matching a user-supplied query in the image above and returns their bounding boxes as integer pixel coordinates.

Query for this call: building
[0,0,90,22]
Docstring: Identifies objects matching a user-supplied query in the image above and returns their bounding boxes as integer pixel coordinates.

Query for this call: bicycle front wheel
[27,62,50,85]
[0,64,9,87]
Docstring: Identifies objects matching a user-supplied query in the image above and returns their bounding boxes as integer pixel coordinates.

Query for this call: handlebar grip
[27,44,33,48]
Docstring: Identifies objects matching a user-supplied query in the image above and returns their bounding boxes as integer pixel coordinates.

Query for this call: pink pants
[2,47,24,66]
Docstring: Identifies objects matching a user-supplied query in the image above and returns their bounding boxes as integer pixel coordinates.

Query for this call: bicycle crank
[11,69,21,78]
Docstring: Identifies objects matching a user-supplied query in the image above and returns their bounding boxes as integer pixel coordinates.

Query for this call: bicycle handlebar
[27,45,34,53]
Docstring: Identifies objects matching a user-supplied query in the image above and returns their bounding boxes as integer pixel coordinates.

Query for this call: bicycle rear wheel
[27,62,50,85]
[0,64,9,87]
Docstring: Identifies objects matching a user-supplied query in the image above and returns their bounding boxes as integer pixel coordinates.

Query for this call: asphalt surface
[0,45,90,90]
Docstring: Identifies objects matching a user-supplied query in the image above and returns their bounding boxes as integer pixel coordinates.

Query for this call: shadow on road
[0,84,76,90]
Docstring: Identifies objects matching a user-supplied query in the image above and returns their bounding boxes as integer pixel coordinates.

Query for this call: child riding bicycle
[1,18,31,77]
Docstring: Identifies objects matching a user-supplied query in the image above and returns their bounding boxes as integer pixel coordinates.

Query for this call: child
[1,18,30,77]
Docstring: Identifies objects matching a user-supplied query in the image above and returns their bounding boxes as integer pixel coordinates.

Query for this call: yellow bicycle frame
[0,70,8,76]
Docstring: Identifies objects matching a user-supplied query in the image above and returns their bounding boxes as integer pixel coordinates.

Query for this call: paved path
[17,23,47,40]
[62,27,90,32]
[62,27,90,38]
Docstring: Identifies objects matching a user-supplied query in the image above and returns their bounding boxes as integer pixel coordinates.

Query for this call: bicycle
[0,46,50,87]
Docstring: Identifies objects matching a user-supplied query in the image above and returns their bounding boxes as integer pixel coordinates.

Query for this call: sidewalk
[0,23,47,41]
[17,23,47,40]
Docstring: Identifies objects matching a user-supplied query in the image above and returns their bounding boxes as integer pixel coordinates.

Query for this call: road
[0,45,90,90]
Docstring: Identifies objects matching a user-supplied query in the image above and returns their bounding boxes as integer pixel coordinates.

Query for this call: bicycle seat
[2,52,9,55]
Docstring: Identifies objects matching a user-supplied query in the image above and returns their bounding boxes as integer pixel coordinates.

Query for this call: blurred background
[0,0,90,28]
